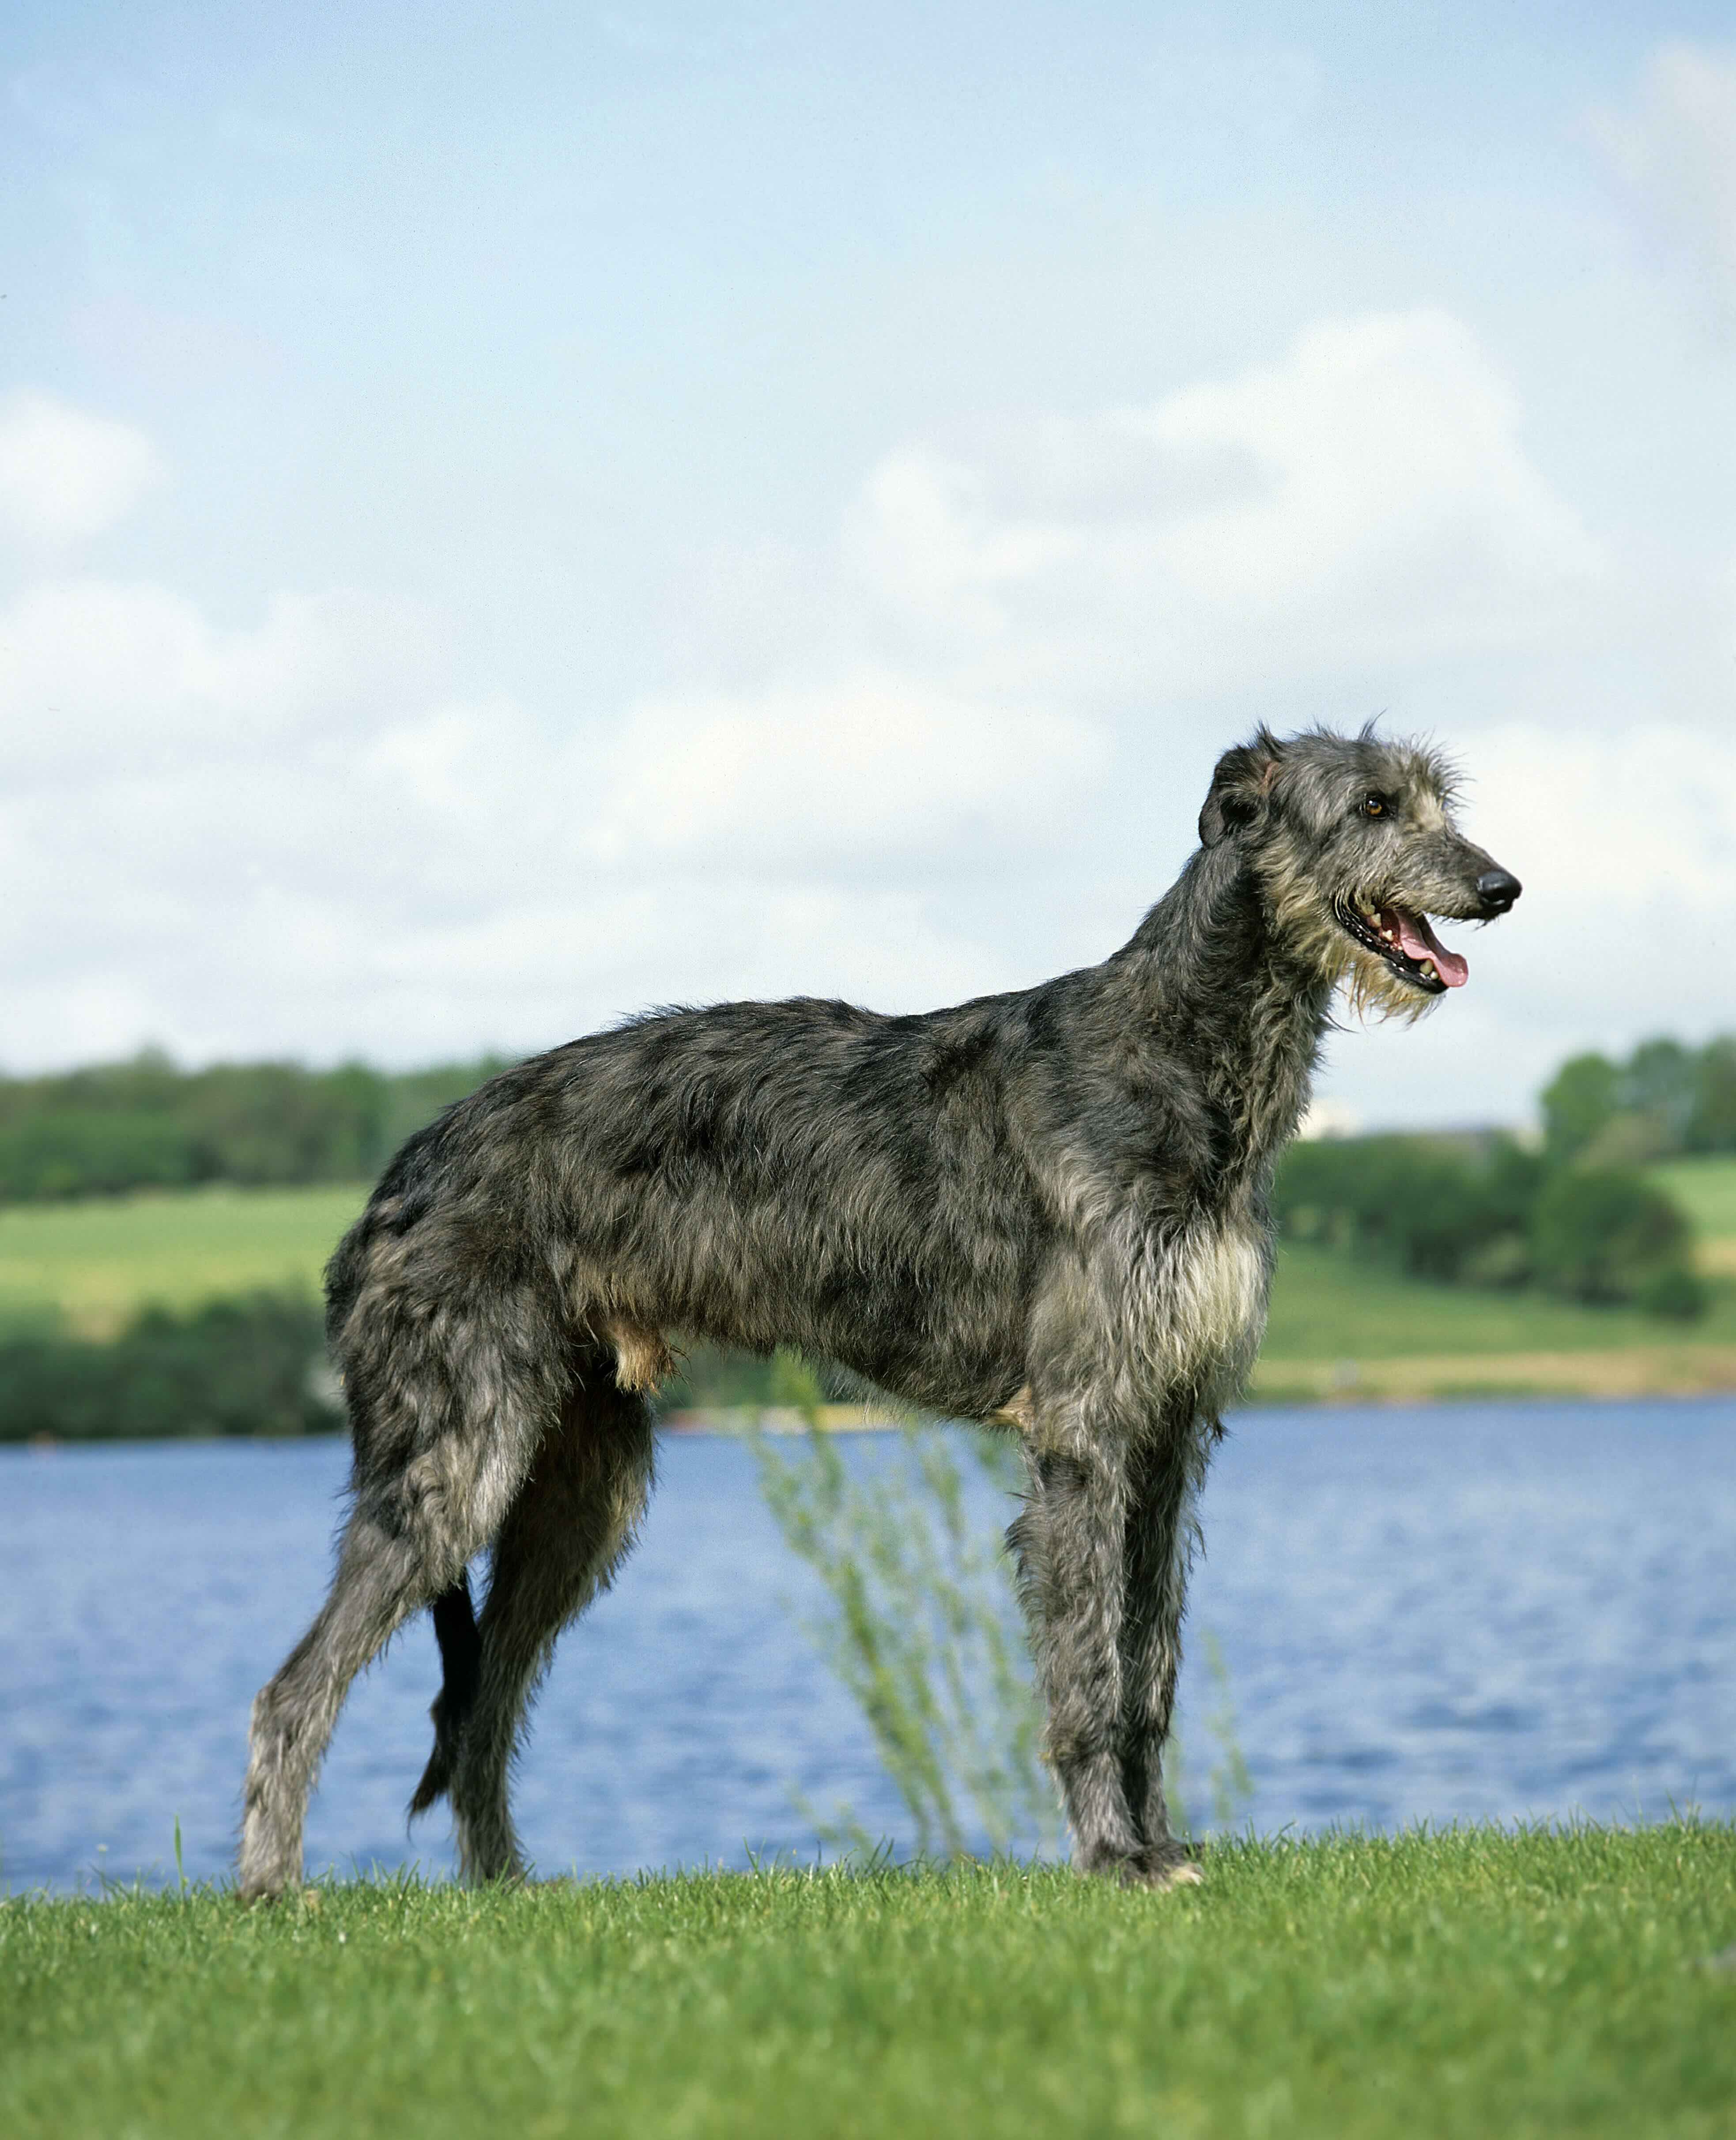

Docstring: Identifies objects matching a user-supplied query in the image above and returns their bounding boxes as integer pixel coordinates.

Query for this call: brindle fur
[238,725,1519,1898]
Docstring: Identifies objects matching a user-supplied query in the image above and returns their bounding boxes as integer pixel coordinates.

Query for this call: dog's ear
[1198,729,1283,848]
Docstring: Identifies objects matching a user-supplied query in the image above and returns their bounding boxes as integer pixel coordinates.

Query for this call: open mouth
[1332,898,1469,993]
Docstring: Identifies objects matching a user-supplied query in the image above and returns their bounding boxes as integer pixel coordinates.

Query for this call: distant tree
[183,1062,387,1183]
[1619,1037,1698,1152]
[1539,1053,1619,1169]
[1688,1038,1736,1153]
[371,1056,516,1164]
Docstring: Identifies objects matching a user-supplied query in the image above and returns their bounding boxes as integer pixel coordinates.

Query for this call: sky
[2,2,1733,1129]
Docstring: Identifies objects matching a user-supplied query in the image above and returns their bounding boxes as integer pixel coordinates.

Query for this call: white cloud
[1468,722,1736,915]
[1442,719,1736,1060]
[0,728,1019,1068]
[0,613,1052,1067]
[586,675,1106,869]
[1594,43,1736,330]
[0,315,1720,1123]
[0,578,444,777]
[0,391,166,546]
[847,310,1606,702]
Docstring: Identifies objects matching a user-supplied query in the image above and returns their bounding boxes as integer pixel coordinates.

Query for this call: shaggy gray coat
[238,724,1519,1898]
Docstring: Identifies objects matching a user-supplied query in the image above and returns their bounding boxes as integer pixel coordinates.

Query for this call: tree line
[1538,1036,1736,1169]
[0,1051,514,1202]
[4,1031,1730,1211]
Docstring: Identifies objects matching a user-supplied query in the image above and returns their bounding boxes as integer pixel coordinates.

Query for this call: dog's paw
[1121,1846,1204,1892]
[235,1875,298,1907]
[1074,1841,1204,1890]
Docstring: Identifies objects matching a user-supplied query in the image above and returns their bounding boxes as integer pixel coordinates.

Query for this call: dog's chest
[1155,1216,1270,1392]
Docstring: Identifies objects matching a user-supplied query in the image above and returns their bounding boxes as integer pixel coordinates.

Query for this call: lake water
[2,1399,1732,1893]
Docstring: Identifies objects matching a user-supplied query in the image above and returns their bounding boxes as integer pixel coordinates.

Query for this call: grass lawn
[0,1184,368,1336]
[4,1827,1733,2139]
[1262,1242,1736,1359]
[1651,1156,1736,1274]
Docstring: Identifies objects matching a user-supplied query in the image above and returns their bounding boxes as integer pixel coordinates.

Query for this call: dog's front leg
[1008,1410,1146,1879]
[1116,1422,1210,1888]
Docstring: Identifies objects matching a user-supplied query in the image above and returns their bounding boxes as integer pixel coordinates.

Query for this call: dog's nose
[1477,869,1521,914]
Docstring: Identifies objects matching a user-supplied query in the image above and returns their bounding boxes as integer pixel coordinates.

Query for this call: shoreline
[1249,1342,1736,1405]
[660,1354,1736,1432]
[8,1353,1736,1450]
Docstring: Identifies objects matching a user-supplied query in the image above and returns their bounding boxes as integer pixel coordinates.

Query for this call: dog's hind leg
[446,1370,656,1883]
[1008,1410,1146,1879]
[239,1319,556,1901]
[239,1500,460,1902]
[1117,1424,1211,1888]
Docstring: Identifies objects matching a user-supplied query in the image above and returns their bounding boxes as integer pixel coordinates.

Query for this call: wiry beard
[1264,853,1442,1027]
[1340,944,1439,1026]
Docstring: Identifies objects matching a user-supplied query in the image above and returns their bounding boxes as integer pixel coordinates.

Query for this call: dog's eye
[1360,794,1387,819]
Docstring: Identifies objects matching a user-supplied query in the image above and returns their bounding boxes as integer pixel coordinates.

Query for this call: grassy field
[1649,1155,1736,1238]
[5,1168,1736,1397]
[1262,1241,1736,1356]
[1253,1240,1736,1401]
[1652,1156,1736,1274]
[4,1827,1732,2140]
[0,1183,367,1336]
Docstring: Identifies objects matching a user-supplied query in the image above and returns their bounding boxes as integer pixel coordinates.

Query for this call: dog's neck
[1114,840,1335,1200]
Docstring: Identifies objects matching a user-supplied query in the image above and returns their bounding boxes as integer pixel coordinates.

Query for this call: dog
[238,723,1520,1897]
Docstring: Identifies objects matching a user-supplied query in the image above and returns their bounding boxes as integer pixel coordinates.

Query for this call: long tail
[408,1573,483,1818]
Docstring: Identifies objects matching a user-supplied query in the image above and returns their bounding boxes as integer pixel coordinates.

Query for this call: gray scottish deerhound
[238,725,1519,1898]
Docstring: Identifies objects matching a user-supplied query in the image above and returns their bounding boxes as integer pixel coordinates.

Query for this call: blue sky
[3,4,1733,1126]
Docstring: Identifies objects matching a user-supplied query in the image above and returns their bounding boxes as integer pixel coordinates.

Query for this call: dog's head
[1198,725,1520,1016]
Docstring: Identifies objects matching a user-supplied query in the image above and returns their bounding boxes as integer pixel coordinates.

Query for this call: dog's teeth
[1421,959,1437,980]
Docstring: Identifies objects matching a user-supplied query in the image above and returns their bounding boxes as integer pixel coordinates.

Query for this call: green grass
[1262,1241,1736,1359]
[1649,1155,1736,1244]
[4,1827,1732,2139]
[0,1183,368,1335]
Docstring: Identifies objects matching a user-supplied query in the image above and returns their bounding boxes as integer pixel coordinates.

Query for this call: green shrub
[1529,1168,1703,1316]
[0,1293,340,1441]
[1635,1262,1708,1321]
[1689,1037,1736,1151]
[1274,1132,1543,1286]
[0,1111,198,1200]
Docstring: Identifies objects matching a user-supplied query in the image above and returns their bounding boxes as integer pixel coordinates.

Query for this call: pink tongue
[1388,908,1468,987]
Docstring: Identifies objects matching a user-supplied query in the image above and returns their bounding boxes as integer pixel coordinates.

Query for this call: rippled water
[3,1399,1732,1893]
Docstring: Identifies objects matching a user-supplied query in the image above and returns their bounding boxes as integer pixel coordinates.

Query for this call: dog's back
[325,991,1067,1434]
